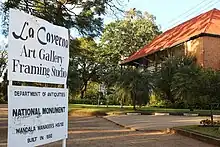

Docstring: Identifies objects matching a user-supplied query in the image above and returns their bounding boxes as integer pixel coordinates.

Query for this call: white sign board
[8,86,68,147]
[8,9,69,84]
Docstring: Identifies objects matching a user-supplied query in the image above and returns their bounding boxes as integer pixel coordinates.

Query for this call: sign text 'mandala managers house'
[11,21,69,79]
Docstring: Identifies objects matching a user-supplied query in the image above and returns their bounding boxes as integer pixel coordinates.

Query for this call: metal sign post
[62,84,67,147]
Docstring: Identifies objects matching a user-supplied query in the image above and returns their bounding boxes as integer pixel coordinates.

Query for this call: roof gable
[122,8,220,64]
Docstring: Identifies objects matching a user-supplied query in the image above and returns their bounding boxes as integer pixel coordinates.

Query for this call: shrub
[200,119,220,126]
[0,97,7,104]
[69,98,120,106]
[153,55,220,110]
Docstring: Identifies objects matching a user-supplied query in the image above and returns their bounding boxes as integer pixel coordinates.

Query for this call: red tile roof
[122,8,220,64]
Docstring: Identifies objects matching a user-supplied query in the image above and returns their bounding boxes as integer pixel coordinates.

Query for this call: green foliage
[197,69,220,103]
[153,55,198,105]
[117,68,152,110]
[114,86,131,106]
[69,99,97,105]
[1,0,124,37]
[171,58,201,107]
[149,94,172,108]
[0,71,7,102]
[178,125,220,138]
[200,119,220,126]
[100,8,161,65]
[152,55,220,110]
[69,99,120,105]
[0,50,7,103]
[68,37,107,99]
[0,50,7,76]
[83,82,100,103]
[96,9,161,108]
[0,0,125,104]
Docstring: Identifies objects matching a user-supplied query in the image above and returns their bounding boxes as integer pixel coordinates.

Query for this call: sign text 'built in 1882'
[8,86,68,147]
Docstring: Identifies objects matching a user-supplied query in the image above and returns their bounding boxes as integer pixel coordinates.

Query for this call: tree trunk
[80,90,84,99]
[84,81,88,96]
[167,89,175,104]
[132,91,136,110]
[120,99,124,108]
[56,1,63,26]
[133,101,136,110]
[80,81,88,99]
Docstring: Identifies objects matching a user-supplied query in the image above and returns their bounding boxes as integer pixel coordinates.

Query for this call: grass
[68,104,134,116]
[139,107,189,114]
[177,125,220,138]
[68,104,220,116]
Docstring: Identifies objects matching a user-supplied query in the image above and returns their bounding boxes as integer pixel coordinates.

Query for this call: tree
[154,56,197,105]
[171,57,201,109]
[68,37,105,99]
[2,0,125,37]
[100,8,161,64]
[1,0,126,101]
[117,68,152,110]
[0,50,7,102]
[153,55,220,110]
[114,86,130,107]
[98,9,160,107]
[0,71,7,102]
[0,50,7,77]
[197,69,220,104]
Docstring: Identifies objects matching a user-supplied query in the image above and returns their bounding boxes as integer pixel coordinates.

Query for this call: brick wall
[184,37,204,67]
[152,36,220,70]
[202,36,220,70]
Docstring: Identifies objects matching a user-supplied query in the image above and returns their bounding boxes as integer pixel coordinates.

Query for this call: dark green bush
[69,98,120,106]
[0,97,7,104]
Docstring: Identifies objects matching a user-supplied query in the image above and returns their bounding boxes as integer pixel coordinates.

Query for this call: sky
[1,0,220,41]
[105,0,220,31]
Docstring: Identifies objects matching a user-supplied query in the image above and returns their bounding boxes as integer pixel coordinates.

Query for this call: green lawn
[68,104,220,116]
[68,104,134,116]
[177,125,220,138]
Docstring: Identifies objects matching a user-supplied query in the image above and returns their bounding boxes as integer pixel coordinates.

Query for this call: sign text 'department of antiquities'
[8,86,68,147]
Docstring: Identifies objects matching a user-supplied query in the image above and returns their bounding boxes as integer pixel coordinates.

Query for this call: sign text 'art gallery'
[8,9,69,84]
[11,22,68,78]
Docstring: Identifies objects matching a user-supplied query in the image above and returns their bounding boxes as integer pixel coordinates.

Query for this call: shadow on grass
[177,125,220,139]
[68,109,107,117]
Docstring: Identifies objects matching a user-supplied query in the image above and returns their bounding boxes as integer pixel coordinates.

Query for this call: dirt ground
[0,116,216,147]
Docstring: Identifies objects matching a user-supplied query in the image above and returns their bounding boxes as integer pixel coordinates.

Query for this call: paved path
[105,115,210,131]
[1,116,215,147]
[44,117,216,147]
